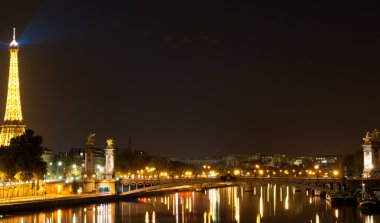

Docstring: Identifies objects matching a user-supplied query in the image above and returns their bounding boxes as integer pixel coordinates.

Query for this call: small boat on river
[360,193,379,213]
[360,200,378,212]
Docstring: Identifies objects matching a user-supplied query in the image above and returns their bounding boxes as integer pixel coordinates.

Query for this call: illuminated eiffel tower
[0,28,26,146]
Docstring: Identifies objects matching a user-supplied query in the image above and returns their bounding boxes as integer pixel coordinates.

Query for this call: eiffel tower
[0,28,26,146]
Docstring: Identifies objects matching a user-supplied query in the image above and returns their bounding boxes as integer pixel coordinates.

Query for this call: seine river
[1,184,379,223]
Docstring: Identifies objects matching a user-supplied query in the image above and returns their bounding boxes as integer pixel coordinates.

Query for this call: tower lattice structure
[0,28,25,146]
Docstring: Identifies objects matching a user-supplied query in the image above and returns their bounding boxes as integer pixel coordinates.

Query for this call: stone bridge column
[84,133,96,193]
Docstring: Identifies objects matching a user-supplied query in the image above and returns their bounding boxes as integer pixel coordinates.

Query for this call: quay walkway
[0,193,116,213]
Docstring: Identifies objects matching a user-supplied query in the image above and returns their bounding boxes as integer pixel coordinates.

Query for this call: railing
[119,176,363,194]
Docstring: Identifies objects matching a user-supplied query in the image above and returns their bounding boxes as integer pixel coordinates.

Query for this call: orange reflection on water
[256,213,261,223]
[365,215,374,223]
[284,186,289,210]
[260,186,264,218]
[273,184,277,215]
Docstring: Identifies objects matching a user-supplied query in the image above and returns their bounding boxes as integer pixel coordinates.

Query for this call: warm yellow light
[234,170,240,175]
[0,29,25,146]
[259,170,264,175]
[314,165,319,170]
[334,209,338,219]
[333,170,339,176]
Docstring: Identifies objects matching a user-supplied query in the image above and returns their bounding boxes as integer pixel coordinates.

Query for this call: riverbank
[0,183,235,213]
[0,194,118,213]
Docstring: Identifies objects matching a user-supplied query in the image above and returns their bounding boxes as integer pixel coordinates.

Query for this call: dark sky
[0,0,379,157]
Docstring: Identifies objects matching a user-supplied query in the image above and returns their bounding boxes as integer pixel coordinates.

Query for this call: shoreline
[0,183,237,214]
[0,194,118,214]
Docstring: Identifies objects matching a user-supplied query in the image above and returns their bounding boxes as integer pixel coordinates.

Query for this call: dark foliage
[0,129,47,181]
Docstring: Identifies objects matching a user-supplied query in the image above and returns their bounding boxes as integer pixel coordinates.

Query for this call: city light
[0,28,25,146]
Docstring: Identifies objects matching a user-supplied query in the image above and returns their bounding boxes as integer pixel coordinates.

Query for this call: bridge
[117,177,380,197]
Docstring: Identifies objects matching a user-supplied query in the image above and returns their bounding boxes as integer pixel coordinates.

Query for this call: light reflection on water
[0,184,379,222]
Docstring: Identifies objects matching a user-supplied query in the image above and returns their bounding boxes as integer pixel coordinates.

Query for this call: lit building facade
[362,129,380,178]
[315,156,339,166]
[0,28,25,146]
[103,139,115,180]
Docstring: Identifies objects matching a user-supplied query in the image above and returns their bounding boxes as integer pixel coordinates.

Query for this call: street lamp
[333,170,338,179]
[314,165,319,178]
[57,161,64,181]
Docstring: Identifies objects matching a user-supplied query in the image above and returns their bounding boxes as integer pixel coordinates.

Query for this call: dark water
[0,184,379,223]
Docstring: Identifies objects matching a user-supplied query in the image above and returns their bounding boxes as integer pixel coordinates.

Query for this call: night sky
[0,1,379,157]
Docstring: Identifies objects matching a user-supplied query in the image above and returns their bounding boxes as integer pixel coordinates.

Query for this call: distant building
[42,149,56,164]
[315,156,339,166]
[55,147,105,180]
[224,154,261,167]
[42,149,56,179]
[289,157,314,167]
[260,155,273,166]
[272,154,289,167]
[260,154,288,167]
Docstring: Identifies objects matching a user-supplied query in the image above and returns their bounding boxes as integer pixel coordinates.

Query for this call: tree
[3,130,47,181]
[114,148,196,177]
[338,150,363,178]
[115,148,148,174]
[0,148,17,181]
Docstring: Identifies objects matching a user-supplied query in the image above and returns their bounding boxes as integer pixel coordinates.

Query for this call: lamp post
[333,170,338,179]
[314,165,319,179]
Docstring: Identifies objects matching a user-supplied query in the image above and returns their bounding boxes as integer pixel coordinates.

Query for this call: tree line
[114,148,196,176]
